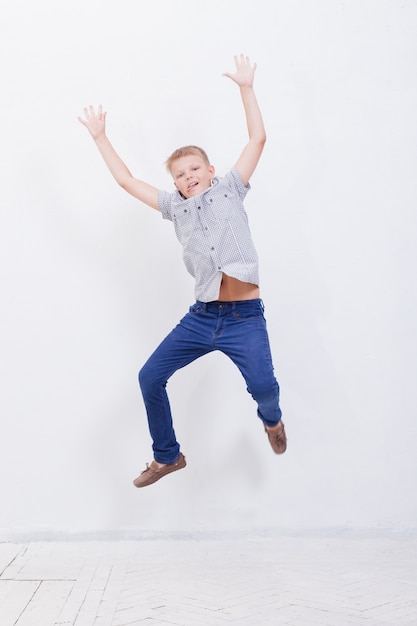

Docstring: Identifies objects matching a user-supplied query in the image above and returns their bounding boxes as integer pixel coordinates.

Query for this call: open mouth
[187,181,198,192]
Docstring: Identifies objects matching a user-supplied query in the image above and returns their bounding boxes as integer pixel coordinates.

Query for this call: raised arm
[223,55,266,186]
[78,105,160,211]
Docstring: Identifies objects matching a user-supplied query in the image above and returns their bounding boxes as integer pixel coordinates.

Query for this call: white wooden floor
[0,530,416,625]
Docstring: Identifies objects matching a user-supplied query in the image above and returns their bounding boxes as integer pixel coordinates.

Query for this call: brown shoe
[133,453,186,488]
[265,421,287,454]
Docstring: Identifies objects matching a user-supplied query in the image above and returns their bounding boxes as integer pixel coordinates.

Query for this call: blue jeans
[138,299,282,463]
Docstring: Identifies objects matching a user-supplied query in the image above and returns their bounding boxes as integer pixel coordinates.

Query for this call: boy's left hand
[223,54,256,88]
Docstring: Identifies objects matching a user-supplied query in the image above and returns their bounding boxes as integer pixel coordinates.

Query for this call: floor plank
[0,580,40,626]
[15,580,73,626]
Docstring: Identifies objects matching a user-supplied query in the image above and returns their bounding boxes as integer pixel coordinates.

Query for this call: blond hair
[165,145,210,174]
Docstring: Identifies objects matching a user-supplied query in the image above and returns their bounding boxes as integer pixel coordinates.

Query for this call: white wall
[1,0,416,537]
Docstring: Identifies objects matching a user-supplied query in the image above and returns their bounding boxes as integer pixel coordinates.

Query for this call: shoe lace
[141,463,151,475]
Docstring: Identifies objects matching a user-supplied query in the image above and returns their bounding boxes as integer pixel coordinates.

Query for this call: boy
[78,55,286,488]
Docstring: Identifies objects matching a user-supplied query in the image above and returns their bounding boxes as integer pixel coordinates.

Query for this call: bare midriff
[217,273,260,301]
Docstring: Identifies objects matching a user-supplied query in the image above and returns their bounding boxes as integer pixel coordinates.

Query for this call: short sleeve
[158,189,174,221]
[224,167,251,200]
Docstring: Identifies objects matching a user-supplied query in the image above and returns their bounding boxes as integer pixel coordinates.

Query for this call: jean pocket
[233,302,264,320]
[189,303,202,314]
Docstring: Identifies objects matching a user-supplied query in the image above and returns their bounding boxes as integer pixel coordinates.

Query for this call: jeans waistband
[196,299,264,313]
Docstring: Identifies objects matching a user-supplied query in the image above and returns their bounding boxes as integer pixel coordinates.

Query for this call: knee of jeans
[249,378,280,401]
[138,364,152,392]
[138,363,167,393]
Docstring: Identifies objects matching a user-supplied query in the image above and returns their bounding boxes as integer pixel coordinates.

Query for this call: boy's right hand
[78,105,106,140]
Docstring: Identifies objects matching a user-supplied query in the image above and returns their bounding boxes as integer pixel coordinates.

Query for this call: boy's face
[171,155,215,198]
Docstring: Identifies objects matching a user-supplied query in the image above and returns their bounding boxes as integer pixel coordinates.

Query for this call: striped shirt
[158,167,260,302]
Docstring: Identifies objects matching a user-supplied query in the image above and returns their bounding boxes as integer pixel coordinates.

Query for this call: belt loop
[200,301,207,311]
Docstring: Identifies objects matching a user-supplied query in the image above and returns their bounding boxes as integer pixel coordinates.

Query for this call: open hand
[223,54,257,88]
[78,105,106,139]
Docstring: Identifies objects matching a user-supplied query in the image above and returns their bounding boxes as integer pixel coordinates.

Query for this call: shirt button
[211,246,215,250]
[197,206,201,210]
